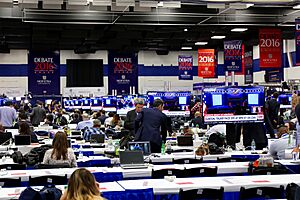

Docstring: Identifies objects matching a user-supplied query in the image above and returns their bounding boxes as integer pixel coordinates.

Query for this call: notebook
[119,151,148,169]
[177,135,193,146]
[128,141,151,155]
[14,135,31,145]
[90,134,105,144]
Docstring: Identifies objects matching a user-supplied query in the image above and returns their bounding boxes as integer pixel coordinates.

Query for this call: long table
[117,174,300,200]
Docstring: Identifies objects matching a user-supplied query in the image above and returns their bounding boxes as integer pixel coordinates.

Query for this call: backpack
[286,183,300,200]
[208,132,226,147]
[208,143,225,155]
[24,145,52,166]
[12,151,23,164]
[18,185,62,200]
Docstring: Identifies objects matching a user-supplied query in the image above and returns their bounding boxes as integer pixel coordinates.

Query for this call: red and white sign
[259,28,282,68]
[198,49,215,78]
[204,114,264,123]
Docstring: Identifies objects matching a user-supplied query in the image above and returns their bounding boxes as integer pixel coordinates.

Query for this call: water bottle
[251,139,256,151]
[115,141,120,156]
[78,145,83,159]
[161,143,165,155]
[166,141,172,154]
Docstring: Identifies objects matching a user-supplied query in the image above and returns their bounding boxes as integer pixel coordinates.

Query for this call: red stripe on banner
[252,180,270,183]
[176,182,194,185]
[259,28,282,68]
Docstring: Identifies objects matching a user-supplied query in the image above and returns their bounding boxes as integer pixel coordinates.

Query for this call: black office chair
[239,185,285,200]
[185,166,218,177]
[217,157,249,163]
[178,187,224,200]
[35,163,71,169]
[29,175,68,186]
[0,177,21,187]
[248,167,289,175]
[0,164,26,170]
[172,149,193,153]
[173,158,203,164]
[152,169,186,179]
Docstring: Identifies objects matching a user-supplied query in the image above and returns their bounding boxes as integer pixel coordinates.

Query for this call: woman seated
[43,131,77,167]
[19,122,38,143]
[269,126,292,160]
[60,168,105,200]
[110,114,123,128]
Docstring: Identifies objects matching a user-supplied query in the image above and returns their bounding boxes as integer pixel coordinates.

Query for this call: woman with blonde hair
[60,168,105,200]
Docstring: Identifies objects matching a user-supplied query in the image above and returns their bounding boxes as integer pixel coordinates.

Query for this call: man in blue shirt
[0,101,17,128]
[83,119,106,141]
[76,113,93,131]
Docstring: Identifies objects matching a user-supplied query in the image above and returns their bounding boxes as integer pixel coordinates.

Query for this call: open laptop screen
[128,141,151,155]
[119,151,144,165]
[14,135,31,145]
[177,135,193,146]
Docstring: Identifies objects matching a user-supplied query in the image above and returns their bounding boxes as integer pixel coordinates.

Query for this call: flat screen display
[212,94,222,106]
[248,94,259,105]
[179,96,187,105]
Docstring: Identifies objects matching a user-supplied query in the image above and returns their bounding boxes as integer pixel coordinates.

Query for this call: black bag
[208,132,226,147]
[18,185,62,200]
[24,145,52,165]
[286,183,300,200]
[120,135,134,149]
[208,143,225,155]
[12,151,23,164]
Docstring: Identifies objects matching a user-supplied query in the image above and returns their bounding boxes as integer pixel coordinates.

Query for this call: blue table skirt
[101,191,126,200]
[77,158,112,167]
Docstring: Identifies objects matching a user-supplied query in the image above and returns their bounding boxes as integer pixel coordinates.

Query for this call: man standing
[135,99,168,153]
[30,101,46,126]
[266,92,280,129]
[0,101,17,128]
[124,98,144,136]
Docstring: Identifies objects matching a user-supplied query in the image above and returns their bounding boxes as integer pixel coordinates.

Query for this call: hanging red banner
[259,28,282,68]
[198,49,215,78]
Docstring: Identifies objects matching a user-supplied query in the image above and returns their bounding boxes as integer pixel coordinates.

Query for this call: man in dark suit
[135,99,168,153]
[30,101,46,126]
[266,92,280,129]
[124,98,144,136]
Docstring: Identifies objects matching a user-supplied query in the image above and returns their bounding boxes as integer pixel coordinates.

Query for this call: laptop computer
[119,151,148,169]
[68,124,77,130]
[70,131,82,140]
[0,132,12,145]
[14,135,31,145]
[177,135,193,146]
[128,141,151,155]
[90,134,105,144]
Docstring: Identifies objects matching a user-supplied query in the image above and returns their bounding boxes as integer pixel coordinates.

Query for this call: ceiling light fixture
[181,47,192,50]
[231,28,248,32]
[293,4,300,9]
[157,1,163,7]
[184,28,188,32]
[211,35,226,39]
[195,42,208,45]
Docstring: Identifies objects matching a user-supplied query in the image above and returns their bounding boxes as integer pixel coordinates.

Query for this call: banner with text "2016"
[259,28,282,68]
[198,49,215,78]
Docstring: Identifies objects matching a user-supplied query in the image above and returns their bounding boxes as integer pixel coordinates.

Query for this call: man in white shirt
[104,112,114,127]
[0,101,17,128]
[76,113,93,130]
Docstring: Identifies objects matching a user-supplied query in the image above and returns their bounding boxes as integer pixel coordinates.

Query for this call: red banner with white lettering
[259,28,282,68]
[198,49,215,78]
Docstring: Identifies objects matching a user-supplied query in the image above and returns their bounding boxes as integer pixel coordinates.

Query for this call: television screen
[179,96,187,105]
[106,99,111,105]
[212,94,222,106]
[248,94,259,105]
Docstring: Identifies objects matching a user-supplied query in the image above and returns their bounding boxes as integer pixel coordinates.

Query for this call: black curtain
[66,59,103,87]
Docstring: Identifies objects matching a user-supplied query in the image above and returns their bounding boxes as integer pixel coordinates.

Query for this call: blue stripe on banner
[217,64,225,76]
[253,59,260,72]
[292,51,296,66]
[0,64,28,76]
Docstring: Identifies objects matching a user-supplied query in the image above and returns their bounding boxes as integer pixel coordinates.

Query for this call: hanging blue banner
[108,52,138,95]
[224,40,243,72]
[178,55,193,80]
[296,19,300,66]
[265,69,283,83]
[28,51,60,95]
[244,51,253,84]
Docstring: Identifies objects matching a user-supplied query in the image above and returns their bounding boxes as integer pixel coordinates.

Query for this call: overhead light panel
[116,0,134,7]
[231,28,248,32]
[184,28,188,32]
[157,1,163,7]
[207,3,225,9]
[195,42,208,45]
[0,0,13,7]
[19,0,38,8]
[140,1,158,8]
[181,47,192,50]
[162,1,180,8]
[211,35,226,39]
[293,4,300,9]
[229,3,254,9]
[68,0,88,5]
[92,0,112,6]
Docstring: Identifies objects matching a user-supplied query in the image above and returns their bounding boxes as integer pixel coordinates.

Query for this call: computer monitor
[14,135,31,145]
[248,93,259,105]
[90,134,105,144]
[128,141,151,155]
[179,96,187,105]
[119,151,144,165]
[0,132,12,145]
[177,136,193,146]
[212,94,222,106]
